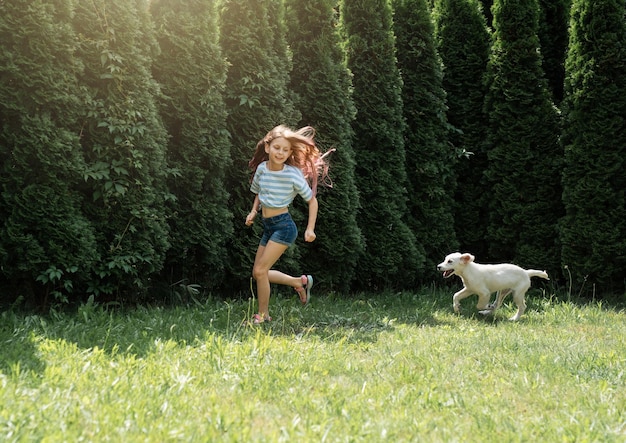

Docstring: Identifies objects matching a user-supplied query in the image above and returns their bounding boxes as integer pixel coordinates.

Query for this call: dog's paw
[453,304,461,314]
[476,303,496,314]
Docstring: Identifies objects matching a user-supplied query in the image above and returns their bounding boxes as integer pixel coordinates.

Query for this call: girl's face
[265,137,292,169]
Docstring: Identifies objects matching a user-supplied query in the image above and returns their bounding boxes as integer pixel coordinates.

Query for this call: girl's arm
[304,196,318,242]
[245,195,260,226]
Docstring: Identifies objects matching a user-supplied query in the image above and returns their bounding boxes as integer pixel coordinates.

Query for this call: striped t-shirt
[250,162,313,209]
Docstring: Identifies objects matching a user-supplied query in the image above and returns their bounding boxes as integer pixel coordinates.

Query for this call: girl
[245,125,331,324]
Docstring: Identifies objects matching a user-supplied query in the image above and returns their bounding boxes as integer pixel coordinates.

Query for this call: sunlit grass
[1,288,625,441]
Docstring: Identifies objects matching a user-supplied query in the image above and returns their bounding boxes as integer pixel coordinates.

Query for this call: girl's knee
[252,266,267,281]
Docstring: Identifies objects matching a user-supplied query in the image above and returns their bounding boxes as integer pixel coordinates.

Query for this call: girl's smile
[266,137,292,170]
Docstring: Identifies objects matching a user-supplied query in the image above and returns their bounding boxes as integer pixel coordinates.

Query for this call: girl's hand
[245,210,257,226]
[304,229,316,242]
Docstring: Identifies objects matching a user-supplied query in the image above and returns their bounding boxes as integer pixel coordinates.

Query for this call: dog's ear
[460,253,474,264]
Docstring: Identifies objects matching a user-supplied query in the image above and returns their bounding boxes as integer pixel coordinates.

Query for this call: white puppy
[437,252,549,321]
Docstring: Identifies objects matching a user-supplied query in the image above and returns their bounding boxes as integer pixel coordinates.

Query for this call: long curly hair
[248,125,333,195]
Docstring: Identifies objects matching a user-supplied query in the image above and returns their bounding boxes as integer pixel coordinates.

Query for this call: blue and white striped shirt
[250,162,313,209]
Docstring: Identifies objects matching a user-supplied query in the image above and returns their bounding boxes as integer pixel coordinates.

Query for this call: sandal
[248,314,271,325]
[295,274,313,305]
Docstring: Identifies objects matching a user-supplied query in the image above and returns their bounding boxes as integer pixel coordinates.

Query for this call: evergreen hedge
[0,0,98,306]
[560,0,626,293]
[73,0,170,301]
[1,0,626,305]
[393,0,458,280]
[285,0,364,292]
[341,0,422,289]
[433,0,491,258]
[150,0,233,294]
[483,0,563,273]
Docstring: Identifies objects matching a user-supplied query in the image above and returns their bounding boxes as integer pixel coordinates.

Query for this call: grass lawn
[1,286,625,442]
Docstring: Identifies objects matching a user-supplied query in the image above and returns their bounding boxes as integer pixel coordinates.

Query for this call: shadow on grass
[253,288,462,340]
[0,312,47,375]
[2,285,621,375]
[0,288,453,370]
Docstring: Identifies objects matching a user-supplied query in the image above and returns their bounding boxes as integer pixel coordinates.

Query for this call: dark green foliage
[285,0,364,292]
[1,0,623,303]
[220,0,300,293]
[480,0,494,28]
[560,0,626,294]
[1,184,97,304]
[483,0,563,272]
[341,0,422,289]
[0,0,98,306]
[537,0,570,104]
[73,0,170,301]
[433,0,491,258]
[393,0,458,279]
[150,0,233,292]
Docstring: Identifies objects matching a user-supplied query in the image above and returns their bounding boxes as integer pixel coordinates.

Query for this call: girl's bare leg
[252,241,289,319]
[268,269,304,288]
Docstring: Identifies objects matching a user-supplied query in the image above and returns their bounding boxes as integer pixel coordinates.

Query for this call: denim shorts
[259,212,298,247]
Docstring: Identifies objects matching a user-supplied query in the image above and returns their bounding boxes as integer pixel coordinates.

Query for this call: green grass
[1,287,625,442]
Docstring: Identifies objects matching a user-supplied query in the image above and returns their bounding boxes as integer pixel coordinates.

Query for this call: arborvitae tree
[483,0,563,272]
[220,0,300,293]
[341,0,422,289]
[150,0,232,293]
[284,0,364,292]
[392,0,457,279]
[73,0,170,301]
[433,0,491,258]
[537,0,571,103]
[560,0,626,294]
[0,0,98,306]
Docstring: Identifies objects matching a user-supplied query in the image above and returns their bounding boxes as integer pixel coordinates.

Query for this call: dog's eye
[447,259,452,263]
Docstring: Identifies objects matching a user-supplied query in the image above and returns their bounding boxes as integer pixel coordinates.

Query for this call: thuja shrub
[393,0,459,280]
[433,0,491,258]
[0,0,98,307]
[341,0,423,289]
[73,0,171,301]
[483,0,563,274]
[285,0,364,292]
[560,0,626,295]
[150,0,233,293]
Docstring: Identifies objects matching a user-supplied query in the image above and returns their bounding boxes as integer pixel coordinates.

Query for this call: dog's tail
[526,270,549,280]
